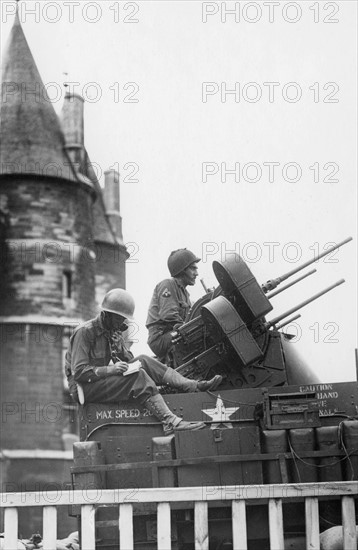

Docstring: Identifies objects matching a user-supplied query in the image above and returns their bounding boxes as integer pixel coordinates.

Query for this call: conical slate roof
[0,12,78,182]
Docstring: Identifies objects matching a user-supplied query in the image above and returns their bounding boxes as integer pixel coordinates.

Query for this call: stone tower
[60,92,129,305]
[0,9,128,533]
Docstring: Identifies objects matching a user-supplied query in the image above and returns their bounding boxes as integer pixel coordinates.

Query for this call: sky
[1,0,357,382]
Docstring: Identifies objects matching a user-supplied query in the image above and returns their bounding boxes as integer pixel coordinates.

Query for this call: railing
[1,481,357,550]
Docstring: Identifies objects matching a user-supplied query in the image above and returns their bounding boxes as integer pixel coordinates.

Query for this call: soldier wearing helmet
[146,248,200,363]
[65,288,222,435]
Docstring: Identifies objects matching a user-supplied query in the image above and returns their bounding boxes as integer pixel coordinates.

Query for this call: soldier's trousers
[147,326,173,363]
[82,355,168,404]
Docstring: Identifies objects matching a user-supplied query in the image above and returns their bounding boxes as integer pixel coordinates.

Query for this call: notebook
[123,360,142,376]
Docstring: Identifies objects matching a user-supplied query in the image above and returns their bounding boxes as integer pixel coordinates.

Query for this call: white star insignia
[202,395,240,429]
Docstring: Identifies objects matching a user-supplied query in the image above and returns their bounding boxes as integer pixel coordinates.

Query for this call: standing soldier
[146,248,201,364]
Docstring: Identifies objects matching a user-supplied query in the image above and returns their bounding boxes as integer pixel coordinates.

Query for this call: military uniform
[65,313,170,404]
[146,277,191,361]
[64,288,220,433]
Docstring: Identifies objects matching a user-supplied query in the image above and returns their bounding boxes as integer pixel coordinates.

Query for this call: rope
[287,433,358,470]
[338,420,355,481]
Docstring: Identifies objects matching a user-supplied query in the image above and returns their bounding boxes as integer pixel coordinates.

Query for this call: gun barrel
[266,279,345,328]
[275,314,301,330]
[262,237,352,292]
[267,269,317,299]
[200,278,209,293]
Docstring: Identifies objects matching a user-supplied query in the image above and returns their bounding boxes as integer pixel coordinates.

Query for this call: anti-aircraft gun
[72,237,357,550]
[170,237,352,389]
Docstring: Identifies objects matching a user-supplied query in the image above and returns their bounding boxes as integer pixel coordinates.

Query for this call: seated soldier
[146,248,200,363]
[65,288,222,435]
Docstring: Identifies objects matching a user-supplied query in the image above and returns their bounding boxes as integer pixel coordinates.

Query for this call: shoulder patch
[162,288,171,298]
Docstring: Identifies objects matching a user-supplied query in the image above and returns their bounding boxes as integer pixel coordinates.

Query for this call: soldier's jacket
[65,313,134,386]
[146,277,191,331]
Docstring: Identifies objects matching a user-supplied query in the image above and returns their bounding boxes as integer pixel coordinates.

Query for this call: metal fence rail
[1,481,357,550]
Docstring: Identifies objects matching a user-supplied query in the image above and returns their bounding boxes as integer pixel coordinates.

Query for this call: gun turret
[170,239,351,390]
[262,237,352,293]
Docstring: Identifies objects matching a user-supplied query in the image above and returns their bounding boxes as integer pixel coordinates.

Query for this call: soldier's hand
[114,361,129,374]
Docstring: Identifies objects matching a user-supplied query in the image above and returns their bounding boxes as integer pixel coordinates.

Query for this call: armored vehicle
[71,237,357,549]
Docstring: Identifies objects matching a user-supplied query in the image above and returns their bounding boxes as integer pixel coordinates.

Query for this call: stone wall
[0,322,65,450]
[94,241,127,307]
[0,175,96,319]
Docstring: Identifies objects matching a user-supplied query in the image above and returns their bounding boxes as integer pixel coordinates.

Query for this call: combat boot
[144,393,206,435]
[163,367,223,393]
[162,367,197,392]
[197,375,222,391]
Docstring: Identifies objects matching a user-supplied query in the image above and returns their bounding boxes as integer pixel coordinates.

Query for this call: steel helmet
[101,288,135,320]
[167,249,201,277]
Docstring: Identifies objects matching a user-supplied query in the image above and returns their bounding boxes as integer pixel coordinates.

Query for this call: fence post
[195,501,209,550]
[305,497,320,550]
[232,500,247,550]
[43,506,57,550]
[342,496,357,549]
[268,498,284,550]
[119,503,134,550]
[4,508,18,550]
[157,502,171,550]
[81,504,96,550]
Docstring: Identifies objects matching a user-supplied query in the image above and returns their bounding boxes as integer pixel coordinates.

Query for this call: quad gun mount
[171,237,352,389]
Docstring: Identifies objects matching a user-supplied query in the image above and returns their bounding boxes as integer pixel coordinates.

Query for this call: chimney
[104,169,123,240]
[60,92,84,166]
